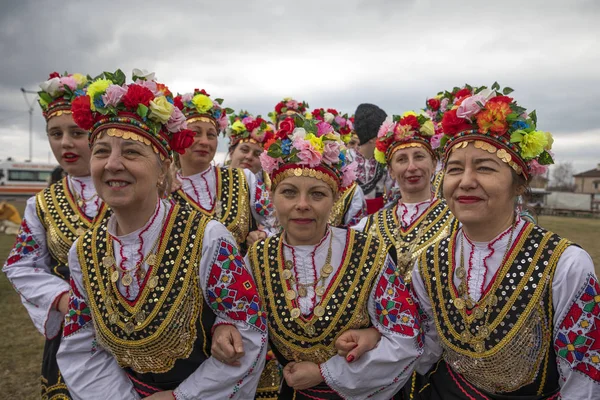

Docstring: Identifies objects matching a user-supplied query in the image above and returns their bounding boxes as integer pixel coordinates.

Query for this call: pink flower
[297,147,322,167]
[136,79,160,96]
[430,133,444,150]
[456,94,487,121]
[316,121,334,136]
[440,98,450,112]
[242,116,254,124]
[322,141,340,164]
[528,159,548,176]
[334,115,346,127]
[341,162,357,188]
[377,117,394,138]
[101,84,128,107]
[286,99,298,109]
[217,115,228,131]
[260,153,282,174]
[59,76,77,90]
[166,106,188,132]
[181,93,193,103]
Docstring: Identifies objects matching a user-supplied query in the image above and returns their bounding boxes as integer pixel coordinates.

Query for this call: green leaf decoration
[492,81,500,91]
[225,107,234,114]
[502,87,514,95]
[62,85,74,97]
[538,150,554,165]
[104,71,115,81]
[510,131,524,143]
[215,98,224,105]
[38,92,53,104]
[114,69,126,86]
[529,110,537,125]
[137,104,149,119]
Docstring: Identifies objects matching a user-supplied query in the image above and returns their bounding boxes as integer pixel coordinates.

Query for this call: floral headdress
[307,108,353,143]
[374,111,437,164]
[268,97,309,124]
[174,89,232,132]
[227,114,275,148]
[70,68,196,160]
[260,115,356,193]
[38,72,89,121]
[438,82,554,178]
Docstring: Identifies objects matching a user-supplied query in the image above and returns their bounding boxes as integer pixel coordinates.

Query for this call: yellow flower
[232,120,246,133]
[374,148,387,164]
[419,120,435,137]
[191,94,214,113]
[148,96,174,124]
[305,112,313,120]
[71,73,87,87]
[87,79,112,110]
[402,111,417,118]
[306,133,324,152]
[520,130,548,160]
[543,131,554,151]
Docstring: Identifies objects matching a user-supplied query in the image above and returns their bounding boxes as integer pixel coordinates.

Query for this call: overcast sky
[1,0,598,175]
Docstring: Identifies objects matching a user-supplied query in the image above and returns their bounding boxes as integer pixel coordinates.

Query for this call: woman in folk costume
[2,71,105,399]
[353,111,453,286]
[56,71,267,399]
[350,84,600,399]
[307,108,366,228]
[226,112,279,246]
[243,115,423,399]
[170,89,263,248]
[268,97,309,128]
[352,103,395,214]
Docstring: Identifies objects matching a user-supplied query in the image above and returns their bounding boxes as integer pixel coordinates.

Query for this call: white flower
[132,68,156,81]
[291,127,307,141]
[323,112,335,123]
[39,77,61,96]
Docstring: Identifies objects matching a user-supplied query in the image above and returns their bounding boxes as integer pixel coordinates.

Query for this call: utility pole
[20,88,37,162]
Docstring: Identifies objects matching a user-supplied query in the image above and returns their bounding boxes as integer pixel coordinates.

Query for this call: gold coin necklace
[454,219,515,352]
[283,229,334,336]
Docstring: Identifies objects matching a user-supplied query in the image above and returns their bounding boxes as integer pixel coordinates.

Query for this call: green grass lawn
[0,201,598,398]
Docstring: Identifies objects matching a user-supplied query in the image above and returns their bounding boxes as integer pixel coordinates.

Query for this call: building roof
[573,167,600,178]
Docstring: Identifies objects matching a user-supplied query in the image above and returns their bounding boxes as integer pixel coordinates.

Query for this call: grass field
[0,204,598,398]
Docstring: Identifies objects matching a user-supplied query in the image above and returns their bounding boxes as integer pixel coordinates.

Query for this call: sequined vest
[173,167,251,245]
[36,178,110,281]
[363,199,454,284]
[419,223,570,396]
[328,183,358,227]
[248,229,386,365]
[78,206,216,378]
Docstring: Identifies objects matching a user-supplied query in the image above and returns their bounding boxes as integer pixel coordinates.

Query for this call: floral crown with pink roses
[38,71,89,121]
[227,114,275,148]
[174,89,232,132]
[260,115,356,194]
[374,111,438,164]
[308,108,354,143]
[70,68,196,160]
[268,97,309,124]
[437,82,554,178]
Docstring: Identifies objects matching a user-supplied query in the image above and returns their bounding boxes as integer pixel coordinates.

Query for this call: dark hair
[48,166,65,186]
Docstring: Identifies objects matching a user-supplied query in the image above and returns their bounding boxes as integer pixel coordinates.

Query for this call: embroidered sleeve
[373,256,422,339]
[205,239,267,333]
[554,273,600,383]
[5,218,40,266]
[63,277,93,337]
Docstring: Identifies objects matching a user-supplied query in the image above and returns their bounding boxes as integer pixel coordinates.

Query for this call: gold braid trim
[452,140,523,176]
[271,167,339,195]
[103,128,165,161]
[328,182,357,226]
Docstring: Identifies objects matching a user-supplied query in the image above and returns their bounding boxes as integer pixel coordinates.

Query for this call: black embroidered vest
[328,182,358,227]
[248,229,387,365]
[363,199,454,284]
[419,223,570,396]
[36,178,110,280]
[172,167,251,246]
[78,205,216,383]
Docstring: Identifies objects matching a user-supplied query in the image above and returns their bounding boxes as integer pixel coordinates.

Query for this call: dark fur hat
[354,103,387,145]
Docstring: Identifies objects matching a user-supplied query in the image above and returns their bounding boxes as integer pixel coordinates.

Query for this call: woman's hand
[211,324,245,366]
[335,327,381,362]
[283,361,323,390]
[56,292,70,315]
[246,230,267,247]
[142,390,174,399]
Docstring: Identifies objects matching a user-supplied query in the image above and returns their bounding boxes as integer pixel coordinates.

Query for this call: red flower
[375,138,389,152]
[173,96,184,110]
[196,89,210,96]
[427,98,441,111]
[274,102,285,114]
[48,72,60,79]
[278,117,295,136]
[326,108,339,116]
[156,83,172,98]
[454,88,472,99]
[245,120,259,132]
[340,126,351,135]
[170,129,196,154]
[441,109,473,136]
[399,115,420,130]
[71,96,95,130]
[312,108,323,120]
[122,84,154,111]
[487,95,513,105]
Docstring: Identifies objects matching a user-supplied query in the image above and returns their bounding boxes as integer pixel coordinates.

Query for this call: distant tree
[550,162,576,191]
